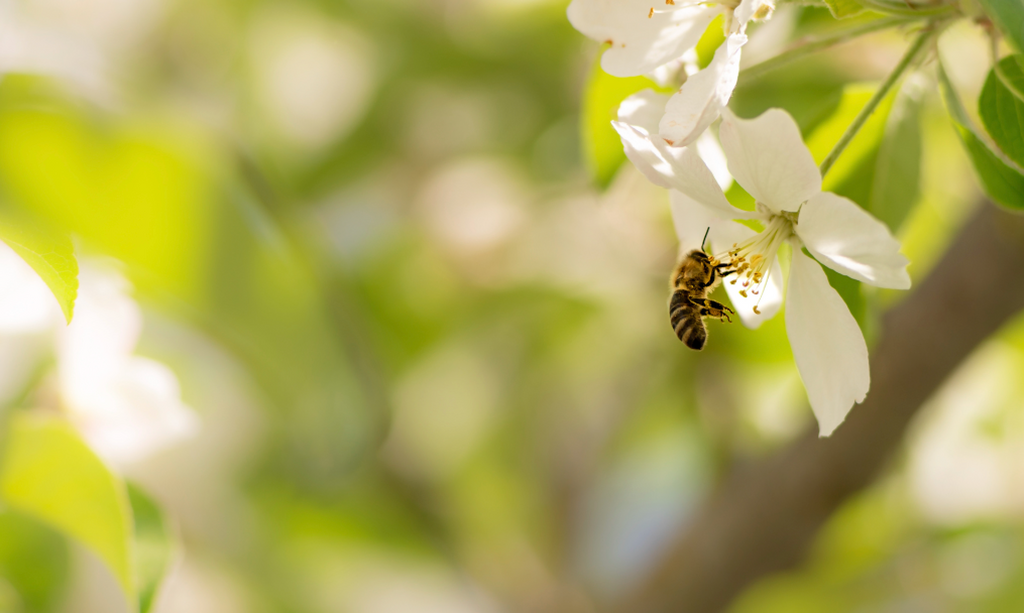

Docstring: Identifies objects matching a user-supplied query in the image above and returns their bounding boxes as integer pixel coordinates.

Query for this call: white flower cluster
[568,5,913,435]
[568,0,773,146]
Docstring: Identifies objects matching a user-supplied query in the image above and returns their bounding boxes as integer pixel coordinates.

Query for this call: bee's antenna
[701,227,711,252]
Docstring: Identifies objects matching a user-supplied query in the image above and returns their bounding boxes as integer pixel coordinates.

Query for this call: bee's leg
[715,264,737,279]
[703,268,717,288]
[690,297,734,323]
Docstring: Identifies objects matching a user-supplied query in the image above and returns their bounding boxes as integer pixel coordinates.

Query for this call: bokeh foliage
[0,0,1022,611]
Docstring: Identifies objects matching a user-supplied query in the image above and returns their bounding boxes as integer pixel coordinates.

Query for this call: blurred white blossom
[250,9,377,150]
[0,243,197,466]
[57,266,198,467]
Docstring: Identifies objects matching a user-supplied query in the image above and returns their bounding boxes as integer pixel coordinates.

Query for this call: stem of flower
[740,17,913,82]
[818,26,937,178]
[858,0,958,18]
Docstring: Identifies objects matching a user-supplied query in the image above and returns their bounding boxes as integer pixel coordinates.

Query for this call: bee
[669,230,735,350]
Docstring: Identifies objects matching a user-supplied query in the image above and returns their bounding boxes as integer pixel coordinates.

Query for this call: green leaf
[824,0,866,19]
[806,82,896,193]
[980,55,1024,169]
[695,16,726,69]
[977,0,1024,55]
[128,484,174,613]
[959,127,1024,208]
[0,510,70,612]
[0,210,78,323]
[869,78,923,232]
[938,61,1024,210]
[580,52,663,188]
[0,414,136,612]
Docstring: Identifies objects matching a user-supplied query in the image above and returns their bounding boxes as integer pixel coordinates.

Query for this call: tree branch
[619,202,1024,613]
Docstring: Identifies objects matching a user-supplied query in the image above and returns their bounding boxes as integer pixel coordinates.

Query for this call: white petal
[796,192,911,289]
[732,0,773,34]
[568,0,722,77]
[712,221,783,328]
[71,357,199,467]
[647,48,697,87]
[719,108,821,213]
[659,34,746,148]
[695,130,733,190]
[58,266,143,402]
[785,247,869,437]
[613,121,754,219]
[618,89,672,134]
[670,189,728,252]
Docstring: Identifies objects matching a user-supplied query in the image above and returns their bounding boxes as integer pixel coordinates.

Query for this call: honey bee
[669,230,735,350]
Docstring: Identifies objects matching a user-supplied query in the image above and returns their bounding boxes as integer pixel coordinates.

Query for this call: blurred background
[0,0,1022,611]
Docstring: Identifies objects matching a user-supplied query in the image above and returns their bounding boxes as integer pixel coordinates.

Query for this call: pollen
[753,1,774,20]
[648,7,654,17]
[753,305,761,315]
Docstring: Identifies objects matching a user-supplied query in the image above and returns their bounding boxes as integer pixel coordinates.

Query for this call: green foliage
[977,0,1024,55]
[731,57,846,135]
[0,77,372,475]
[939,61,1024,210]
[0,511,69,613]
[824,0,866,19]
[806,83,896,192]
[0,210,77,323]
[581,56,661,188]
[128,484,173,613]
[0,415,136,612]
[980,55,1024,169]
[869,79,923,232]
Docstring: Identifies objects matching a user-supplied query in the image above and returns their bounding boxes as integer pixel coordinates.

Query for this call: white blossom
[0,243,198,465]
[57,266,199,466]
[567,0,772,79]
[617,105,911,436]
[658,32,746,147]
[571,0,772,147]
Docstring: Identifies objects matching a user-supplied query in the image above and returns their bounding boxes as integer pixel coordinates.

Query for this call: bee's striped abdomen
[669,290,707,351]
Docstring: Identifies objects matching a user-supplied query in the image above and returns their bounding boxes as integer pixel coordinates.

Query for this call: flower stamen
[714,210,794,313]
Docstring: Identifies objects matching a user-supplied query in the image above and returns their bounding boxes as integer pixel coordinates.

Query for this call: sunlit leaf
[0,80,373,473]
[806,82,896,194]
[0,210,77,323]
[824,0,866,19]
[128,483,174,613]
[977,0,1024,55]
[979,55,1024,169]
[938,61,1024,210]
[0,414,136,612]
[869,78,923,232]
[580,52,663,188]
